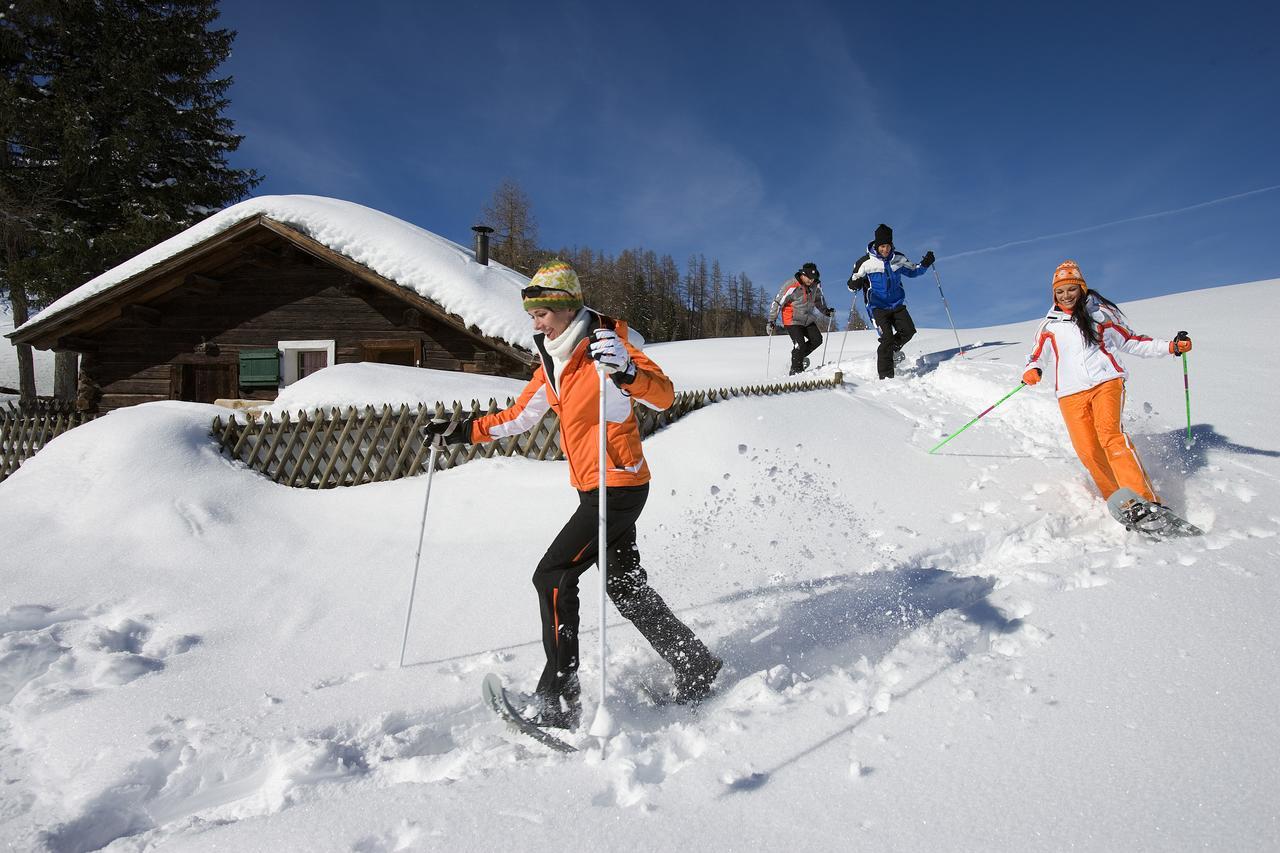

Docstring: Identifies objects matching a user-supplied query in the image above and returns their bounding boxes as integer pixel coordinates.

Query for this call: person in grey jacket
[768,262,834,375]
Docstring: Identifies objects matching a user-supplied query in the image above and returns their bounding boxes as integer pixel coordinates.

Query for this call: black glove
[421,416,473,448]
[825,307,835,317]
[766,322,777,336]
[848,276,868,292]
[920,251,935,269]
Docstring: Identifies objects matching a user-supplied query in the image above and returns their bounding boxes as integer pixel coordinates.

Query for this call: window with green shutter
[238,348,280,388]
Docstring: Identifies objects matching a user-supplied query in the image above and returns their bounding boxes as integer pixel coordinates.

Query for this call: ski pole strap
[928,383,1026,454]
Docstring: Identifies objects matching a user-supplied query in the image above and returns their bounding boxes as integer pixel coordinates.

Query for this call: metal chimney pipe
[471,225,494,266]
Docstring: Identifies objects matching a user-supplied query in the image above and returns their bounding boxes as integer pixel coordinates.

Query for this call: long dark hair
[1067,289,1124,347]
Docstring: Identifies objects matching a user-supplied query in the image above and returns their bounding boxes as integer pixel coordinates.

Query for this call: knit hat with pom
[1051,260,1088,297]
[522,259,584,312]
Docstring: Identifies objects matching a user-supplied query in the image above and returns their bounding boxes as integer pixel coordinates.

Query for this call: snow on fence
[210,374,843,489]
[0,399,97,483]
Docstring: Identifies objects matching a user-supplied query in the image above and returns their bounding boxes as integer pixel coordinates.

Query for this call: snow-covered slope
[1,281,1277,852]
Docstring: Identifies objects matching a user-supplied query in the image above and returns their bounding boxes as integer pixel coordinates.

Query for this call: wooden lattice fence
[0,399,97,483]
[211,374,842,489]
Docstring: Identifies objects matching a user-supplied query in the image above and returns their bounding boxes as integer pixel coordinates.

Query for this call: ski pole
[1181,351,1193,449]
[837,327,850,365]
[589,362,614,738]
[928,383,1026,454]
[399,441,441,667]
[931,266,965,356]
[766,328,773,379]
[820,313,834,366]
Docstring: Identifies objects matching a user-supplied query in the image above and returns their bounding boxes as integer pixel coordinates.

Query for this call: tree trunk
[54,350,78,400]
[8,282,37,397]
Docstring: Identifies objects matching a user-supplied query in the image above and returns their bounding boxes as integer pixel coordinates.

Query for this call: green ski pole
[1182,352,1193,449]
[929,383,1026,454]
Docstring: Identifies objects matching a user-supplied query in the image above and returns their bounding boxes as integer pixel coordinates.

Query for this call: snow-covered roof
[14,195,536,351]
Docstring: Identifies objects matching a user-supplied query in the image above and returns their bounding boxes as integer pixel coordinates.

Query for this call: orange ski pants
[1058,378,1159,503]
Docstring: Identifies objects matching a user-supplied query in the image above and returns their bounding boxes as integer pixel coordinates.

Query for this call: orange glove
[1169,331,1192,354]
[1022,367,1042,385]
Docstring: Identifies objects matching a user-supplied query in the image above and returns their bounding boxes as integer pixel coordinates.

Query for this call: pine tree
[481,178,539,276]
[1,0,262,397]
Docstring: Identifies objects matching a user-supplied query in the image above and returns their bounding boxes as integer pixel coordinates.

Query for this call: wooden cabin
[8,206,535,413]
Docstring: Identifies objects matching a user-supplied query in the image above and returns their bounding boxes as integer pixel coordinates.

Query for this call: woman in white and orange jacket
[1023,260,1192,507]
[424,260,721,729]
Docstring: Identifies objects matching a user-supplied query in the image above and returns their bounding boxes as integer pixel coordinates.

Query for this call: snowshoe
[481,673,577,753]
[1106,488,1203,538]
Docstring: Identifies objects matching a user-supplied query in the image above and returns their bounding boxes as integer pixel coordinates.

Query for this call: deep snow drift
[1,281,1277,852]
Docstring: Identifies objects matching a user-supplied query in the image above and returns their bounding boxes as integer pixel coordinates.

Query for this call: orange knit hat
[1051,260,1088,297]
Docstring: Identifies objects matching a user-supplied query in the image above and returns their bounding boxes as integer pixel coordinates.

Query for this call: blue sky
[217,0,1279,330]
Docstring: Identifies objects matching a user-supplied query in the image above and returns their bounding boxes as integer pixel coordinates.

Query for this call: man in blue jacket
[847,223,935,379]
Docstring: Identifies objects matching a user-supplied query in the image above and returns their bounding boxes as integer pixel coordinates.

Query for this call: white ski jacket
[1024,296,1171,399]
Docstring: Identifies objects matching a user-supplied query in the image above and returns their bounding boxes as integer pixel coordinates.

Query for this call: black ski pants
[532,483,709,699]
[872,305,917,378]
[786,323,823,372]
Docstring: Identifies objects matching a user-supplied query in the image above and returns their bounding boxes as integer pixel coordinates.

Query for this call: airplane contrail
[945,184,1280,261]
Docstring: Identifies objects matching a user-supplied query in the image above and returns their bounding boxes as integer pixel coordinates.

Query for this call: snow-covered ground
[1,303,56,400]
[263,361,529,416]
[1,281,1278,852]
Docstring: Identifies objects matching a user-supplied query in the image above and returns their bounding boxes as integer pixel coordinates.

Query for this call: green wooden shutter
[238,348,280,388]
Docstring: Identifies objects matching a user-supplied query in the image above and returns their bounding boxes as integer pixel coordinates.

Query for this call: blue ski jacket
[847,242,928,311]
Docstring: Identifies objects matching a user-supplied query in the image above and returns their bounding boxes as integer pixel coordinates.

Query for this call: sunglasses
[520,285,570,299]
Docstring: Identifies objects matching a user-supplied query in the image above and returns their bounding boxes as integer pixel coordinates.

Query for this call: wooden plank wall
[78,239,530,413]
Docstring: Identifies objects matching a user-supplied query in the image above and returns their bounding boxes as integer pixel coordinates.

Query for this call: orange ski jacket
[469,312,674,491]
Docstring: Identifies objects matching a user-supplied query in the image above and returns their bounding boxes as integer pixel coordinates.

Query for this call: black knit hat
[797,262,820,282]
[873,223,894,246]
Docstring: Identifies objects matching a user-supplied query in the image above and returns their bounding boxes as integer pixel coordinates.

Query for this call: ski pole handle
[928,383,1026,454]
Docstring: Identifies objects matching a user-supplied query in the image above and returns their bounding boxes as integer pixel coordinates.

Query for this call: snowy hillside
[1,281,1277,852]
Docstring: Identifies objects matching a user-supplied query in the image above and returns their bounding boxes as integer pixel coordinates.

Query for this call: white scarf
[541,308,592,393]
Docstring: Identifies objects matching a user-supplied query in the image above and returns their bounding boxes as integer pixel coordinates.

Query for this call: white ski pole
[931,266,966,356]
[399,441,441,668]
[589,361,614,738]
[821,312,834,366]
[765,328,773,379]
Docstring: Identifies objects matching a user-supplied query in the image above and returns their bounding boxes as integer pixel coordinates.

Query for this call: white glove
[589,328,633,375]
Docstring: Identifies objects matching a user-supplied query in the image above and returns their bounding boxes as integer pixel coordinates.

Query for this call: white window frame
[277,339,336,386]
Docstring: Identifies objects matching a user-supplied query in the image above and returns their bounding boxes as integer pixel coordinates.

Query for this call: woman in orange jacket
[425,260,721,728]
[1023,260,1192,516]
